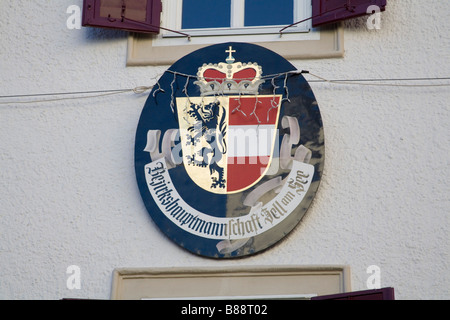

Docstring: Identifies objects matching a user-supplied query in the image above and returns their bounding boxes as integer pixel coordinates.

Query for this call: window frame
[162,0,311,38]
[127,25,343,65]
[111,265,351,300]
[126,0,345,66]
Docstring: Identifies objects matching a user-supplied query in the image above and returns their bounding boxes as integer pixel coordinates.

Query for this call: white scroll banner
[144,158,314,242]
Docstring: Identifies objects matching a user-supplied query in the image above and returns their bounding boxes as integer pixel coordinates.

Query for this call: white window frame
[126,0,344,66]
[154,0,318,48]
[162,0,311,38]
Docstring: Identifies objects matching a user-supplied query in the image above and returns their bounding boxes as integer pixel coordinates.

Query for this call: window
[245,0,294,27]
[181,0,231,29]
[127,0,344,65]
[162,0,311,38]
[180,0,296,30]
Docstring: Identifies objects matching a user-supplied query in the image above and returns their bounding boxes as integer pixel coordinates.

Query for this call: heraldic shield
[176,94,281,194]
[134,42,325,259]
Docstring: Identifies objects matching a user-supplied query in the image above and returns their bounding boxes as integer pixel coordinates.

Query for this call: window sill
[111,265,351,299]
[126,24,344,66]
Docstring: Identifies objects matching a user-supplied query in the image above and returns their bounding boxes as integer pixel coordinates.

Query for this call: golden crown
[194,46,264,96]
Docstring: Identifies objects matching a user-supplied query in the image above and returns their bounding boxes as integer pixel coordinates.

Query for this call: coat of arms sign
[135,43,324,258]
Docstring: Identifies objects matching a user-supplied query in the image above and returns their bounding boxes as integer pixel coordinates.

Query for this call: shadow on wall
[83,25,129,43]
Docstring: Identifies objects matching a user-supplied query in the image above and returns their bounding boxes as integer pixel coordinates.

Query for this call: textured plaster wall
[0,0,448,299]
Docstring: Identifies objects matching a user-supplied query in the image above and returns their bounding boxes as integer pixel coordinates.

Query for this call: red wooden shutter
[311,287,395,300]
[82,0,162,34]
[312,0,386,27]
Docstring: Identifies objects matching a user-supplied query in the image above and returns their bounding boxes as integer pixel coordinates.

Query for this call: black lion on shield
[185,101,227,189]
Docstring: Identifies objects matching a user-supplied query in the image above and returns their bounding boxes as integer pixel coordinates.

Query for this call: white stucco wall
[0,0,448,300]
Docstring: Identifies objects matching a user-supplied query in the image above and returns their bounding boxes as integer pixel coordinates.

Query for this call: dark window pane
[245,0,293,26]
[182,0,231,29]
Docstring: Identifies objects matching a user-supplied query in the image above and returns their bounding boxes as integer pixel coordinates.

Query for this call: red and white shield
[176,94,281,194]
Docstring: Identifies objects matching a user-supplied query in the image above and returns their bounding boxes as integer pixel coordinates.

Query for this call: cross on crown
[194,46,264,96]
